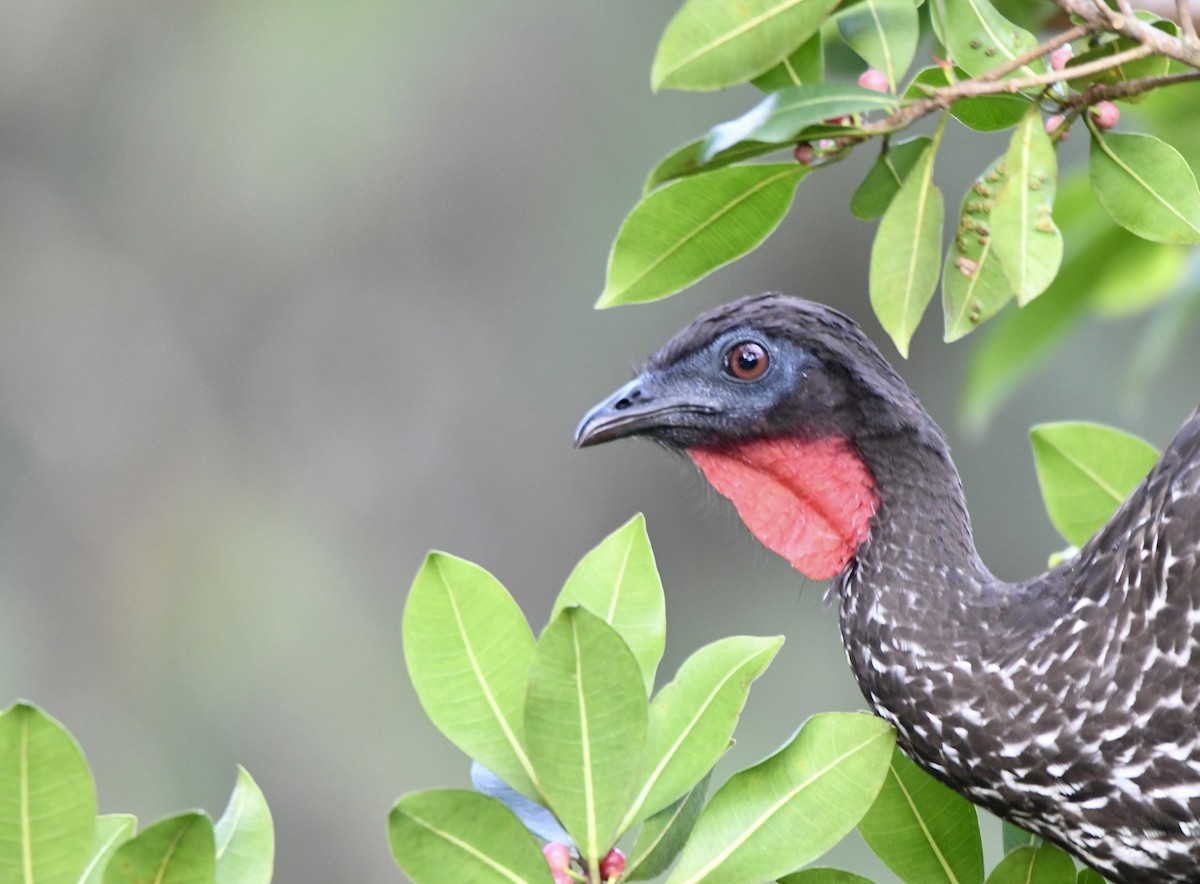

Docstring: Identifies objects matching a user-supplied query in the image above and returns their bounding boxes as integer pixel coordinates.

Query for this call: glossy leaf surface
[858,746,984,883]
[1031,422,1159,547]
[403,552,539,795]
[388,790,552,884]
[665,713,894,884]
[836,0,918,90]
[102,813,216,884]
[80,815,136,884]
[851,137,930,221]
[553,514,666,695]
[627,771,712,881]
[653,0,842,92]
[1089,131,1200,244]
[214,767,274,884]
[601,164,806,308]
[943,156,1013,342]
[0,702,96,884]
[525,607,647,869]
[984,844,1076,883]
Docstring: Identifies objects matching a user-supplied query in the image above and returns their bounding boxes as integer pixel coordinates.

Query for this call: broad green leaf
[0,702,96,884]
[705,85,897,157]
[625,635,784,825]
[1030,422,1159,547]
[851,136,931,220]
[943,156,1014,342]
[905,67,1030,132]
[525,607,648,869]
[102,813,216,884]
[1001,820,1039,853]
[600,164,807,308]
[933,0,1039,80]
[870,137,944,357]
[752,32,824,90]
[837,0,918,90]
[644,140,784,194]
[627,771,712,881]
[1089,131,1200,244]
[991,111,1063,305]
[403,552,539,795]
[553,514,666,696]
[858,746,984,884]
[80,815,136,884]
[985,845,1076,884]
[665,713,894,884]
[652,0,843,92]
[388,790,553,884]
[1065,25,1173,99]
[214,767,273,884]
[1076,869,1107,884]
[778,870,874,883]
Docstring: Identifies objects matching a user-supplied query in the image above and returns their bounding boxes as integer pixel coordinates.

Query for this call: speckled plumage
[576,294,1200,882]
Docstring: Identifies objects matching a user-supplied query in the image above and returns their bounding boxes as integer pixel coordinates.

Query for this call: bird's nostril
[614,397,632,411]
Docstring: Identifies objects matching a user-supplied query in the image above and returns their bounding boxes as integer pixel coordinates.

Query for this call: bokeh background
[3,2,1200,880]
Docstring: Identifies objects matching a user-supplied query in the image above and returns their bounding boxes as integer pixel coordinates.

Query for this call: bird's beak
[574,376,717,448]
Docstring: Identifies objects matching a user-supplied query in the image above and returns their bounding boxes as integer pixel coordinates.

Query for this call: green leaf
[402,552,539,796]
[525,607,648,869]
[991,111,1063,305]
[1076,869,1108,884]
[752,32,824,90]
[626,635,784,825]
[851,136,931,221]
[1089,131,1200,244]
[0,702,96,884]
[213,767,273,884]
[942,156,1014,342]
[933,0,1040,80]
[665,713,895,884]
[388,790,553,884]
[870,136,945,357]
[1001,820,1039,853]
[102,813,216,884]
[600,164,807,308]
[857,746,984,884]
[1065,29,1171,98]
[644,140,784,194]
[1030,422,1159,547]
[627,771,712,881]
[553,514,666,696]
[985,844,1076,884]
[79,815,136,884]
[837,0,918,90]
[778,870,874,883]
[652,0,843,92]
[905,67,1030,132]
[705,85,897,157]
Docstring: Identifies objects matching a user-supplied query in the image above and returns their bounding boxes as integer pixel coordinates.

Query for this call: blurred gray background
[3,2,1199,881]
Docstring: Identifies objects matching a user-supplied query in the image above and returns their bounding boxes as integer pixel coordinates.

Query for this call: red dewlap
[688,435,879,580]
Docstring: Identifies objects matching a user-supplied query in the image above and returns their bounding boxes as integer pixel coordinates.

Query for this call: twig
[975,23,1094,83]
[1055,0,1200,67]
[1179,0,1200,49]
[1062,68,1200,105]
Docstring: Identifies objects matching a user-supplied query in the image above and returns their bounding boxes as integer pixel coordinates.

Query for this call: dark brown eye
[725,341,768,380]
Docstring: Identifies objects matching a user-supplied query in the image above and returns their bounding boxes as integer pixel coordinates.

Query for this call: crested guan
[575,293,1200,882]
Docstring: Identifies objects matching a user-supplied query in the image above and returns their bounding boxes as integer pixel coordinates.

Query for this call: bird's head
[575,293,936,580]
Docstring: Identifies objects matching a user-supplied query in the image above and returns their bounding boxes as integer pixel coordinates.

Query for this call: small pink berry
[600,848,626,881]
[1090,100,1120,130]
[857,68,889,93]
[823,115,852,126]
[543,842,571,873]
[1049,44,1073,72]
[816,138,836,151]
[793,142,815,164]
[1045,114,1069,141]
[553,872,572,884]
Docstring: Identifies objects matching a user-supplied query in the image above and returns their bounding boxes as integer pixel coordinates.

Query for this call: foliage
[601,0,1200,423]
[0,702,273,884]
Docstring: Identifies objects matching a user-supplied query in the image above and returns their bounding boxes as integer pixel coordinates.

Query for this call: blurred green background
[3,2,1199,880]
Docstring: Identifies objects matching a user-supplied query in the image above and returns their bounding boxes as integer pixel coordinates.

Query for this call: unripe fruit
[1045,114,1069,140]
[1049,44,1073,72]
[543,842,571,872]
[794,142,815,164]
[857,68,889,93]
[1090,100,1120,130]
[600,848,626,881]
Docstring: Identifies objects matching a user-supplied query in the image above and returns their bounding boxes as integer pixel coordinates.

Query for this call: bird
[574,293,1200,882]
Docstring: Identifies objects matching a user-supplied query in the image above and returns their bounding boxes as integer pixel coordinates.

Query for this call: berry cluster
[543,843,626,883]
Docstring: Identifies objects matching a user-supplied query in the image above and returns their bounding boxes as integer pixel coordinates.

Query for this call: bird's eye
[725,341,768,380]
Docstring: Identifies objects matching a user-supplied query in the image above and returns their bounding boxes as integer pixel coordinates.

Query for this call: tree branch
[1054,0,1200,68]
